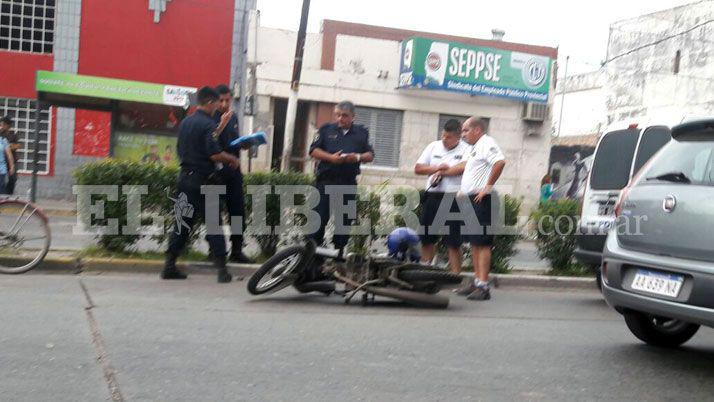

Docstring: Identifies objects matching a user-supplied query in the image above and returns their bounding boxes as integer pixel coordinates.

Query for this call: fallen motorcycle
[246,236,462,309]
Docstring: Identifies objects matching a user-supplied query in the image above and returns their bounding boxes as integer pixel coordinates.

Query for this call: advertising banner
[36,71,195,107]
[113,131,178,166]
[398,37,553,103]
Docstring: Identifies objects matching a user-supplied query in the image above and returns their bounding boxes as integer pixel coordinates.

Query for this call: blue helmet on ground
[387,227,421,262]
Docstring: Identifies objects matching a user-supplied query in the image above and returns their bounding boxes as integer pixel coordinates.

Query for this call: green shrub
[530,199,582,275]
[73,160,178,252]
[73,161,313,257]
[243,171,314,257]
[491,195,522,273]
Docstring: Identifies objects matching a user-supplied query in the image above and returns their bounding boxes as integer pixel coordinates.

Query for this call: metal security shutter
[437,114,490,139]
[354,107,403,168]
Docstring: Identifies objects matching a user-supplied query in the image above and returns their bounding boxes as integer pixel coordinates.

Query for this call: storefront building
[245,20,558,211]
[0,0,254,199]
[1,2,556,211]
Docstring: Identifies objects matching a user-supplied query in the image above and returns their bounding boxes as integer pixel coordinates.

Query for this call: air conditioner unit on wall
[522,102,548,122]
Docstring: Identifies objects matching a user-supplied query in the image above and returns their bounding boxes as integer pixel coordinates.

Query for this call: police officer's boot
[161,253,187,280]
[215,255,233,283]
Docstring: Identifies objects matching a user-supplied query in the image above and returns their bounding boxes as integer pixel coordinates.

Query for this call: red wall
[0,51,53,98]
[78,0,235,88]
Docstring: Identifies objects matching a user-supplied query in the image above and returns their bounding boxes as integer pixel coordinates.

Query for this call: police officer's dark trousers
[219,166,245,253]
[167,169,227,258]
[310,177,357,250]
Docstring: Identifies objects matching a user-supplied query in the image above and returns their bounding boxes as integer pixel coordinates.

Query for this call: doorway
[271,98,310,171]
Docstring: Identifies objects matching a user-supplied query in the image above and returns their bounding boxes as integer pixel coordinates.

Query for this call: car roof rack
[671,119,714,139]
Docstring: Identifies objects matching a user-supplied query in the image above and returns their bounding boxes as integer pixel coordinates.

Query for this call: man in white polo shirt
[443,117,506,300]
[414,119,469,273]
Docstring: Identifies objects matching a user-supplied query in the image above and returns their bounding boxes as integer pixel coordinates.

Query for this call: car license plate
[631,269,684,298]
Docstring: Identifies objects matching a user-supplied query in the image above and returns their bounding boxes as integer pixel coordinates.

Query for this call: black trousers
[310,178,357,250]
[167,170,227,258]
[4,172,16,195]
[218,167,245,252]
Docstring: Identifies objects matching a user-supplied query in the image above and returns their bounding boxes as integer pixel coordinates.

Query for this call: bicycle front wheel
[0,200,51,274]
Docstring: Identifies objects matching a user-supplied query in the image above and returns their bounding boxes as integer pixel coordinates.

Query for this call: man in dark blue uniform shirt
[162,86,241,283]
[309,101,374,252]
[213,84,252,263]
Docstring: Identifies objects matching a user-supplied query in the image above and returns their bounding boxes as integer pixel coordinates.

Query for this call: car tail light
[614,186,630,218]
[628,123,639,129]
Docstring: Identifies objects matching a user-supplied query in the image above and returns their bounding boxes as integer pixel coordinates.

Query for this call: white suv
[575,118,676,287]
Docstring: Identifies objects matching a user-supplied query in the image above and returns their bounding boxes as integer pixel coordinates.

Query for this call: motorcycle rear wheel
[365,286,449,309]
[397,268,462,286]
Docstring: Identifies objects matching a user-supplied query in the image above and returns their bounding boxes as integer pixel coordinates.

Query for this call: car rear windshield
[637,140,714,187]
[590,129,640,190]
[633,126,671,174]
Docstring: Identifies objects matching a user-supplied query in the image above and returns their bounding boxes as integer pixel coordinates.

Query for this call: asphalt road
[2,273,713,401]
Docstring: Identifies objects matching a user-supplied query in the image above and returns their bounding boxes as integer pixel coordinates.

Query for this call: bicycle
[0,197,51,274]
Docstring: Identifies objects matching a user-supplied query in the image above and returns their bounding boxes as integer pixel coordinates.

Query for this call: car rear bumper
[602,233,714,328]
[603,284,714,328]
[574,232,606,267]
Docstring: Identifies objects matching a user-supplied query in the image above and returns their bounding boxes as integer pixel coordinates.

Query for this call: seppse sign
[398,37,553,103]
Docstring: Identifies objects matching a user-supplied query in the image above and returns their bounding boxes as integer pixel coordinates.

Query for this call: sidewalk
[32,199,560,283]
[35,199,77,217]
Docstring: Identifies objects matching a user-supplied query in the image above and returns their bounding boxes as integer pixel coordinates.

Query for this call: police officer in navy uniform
[213,84,252,263]
[309,101,374,252]
[162,86,241,283]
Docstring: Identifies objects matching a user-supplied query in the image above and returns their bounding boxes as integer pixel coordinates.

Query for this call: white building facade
[244,19,558,212]
[552,1,713,138]
[606,0,714,124]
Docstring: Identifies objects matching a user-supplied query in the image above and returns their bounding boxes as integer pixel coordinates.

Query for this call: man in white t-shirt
[414,119,469,273]
[442,117,506,300]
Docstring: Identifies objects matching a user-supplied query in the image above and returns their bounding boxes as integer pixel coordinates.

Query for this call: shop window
[354,107,403,168]
[437,114,468,139]
[112,102,187,166]
[0,0,55,54]
[0,97,51,174]
[437,114,490,139]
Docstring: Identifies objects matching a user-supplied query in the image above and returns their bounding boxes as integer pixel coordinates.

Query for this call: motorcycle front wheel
[247,245,312,295]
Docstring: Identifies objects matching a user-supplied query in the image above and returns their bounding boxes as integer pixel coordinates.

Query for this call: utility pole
[280,0,310,172]
[235,0,256,139]
[556,55,569,138]
[29,101,43,203]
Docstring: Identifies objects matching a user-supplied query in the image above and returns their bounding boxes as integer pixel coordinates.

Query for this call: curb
[33,256,261,278]
[491,273,595,289]
[32,256,596,289]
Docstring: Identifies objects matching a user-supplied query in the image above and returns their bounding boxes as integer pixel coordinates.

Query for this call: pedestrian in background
[0,134,15,194]
[0,116,20,194]
[414,119,469,273]
[540,174,553,204]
